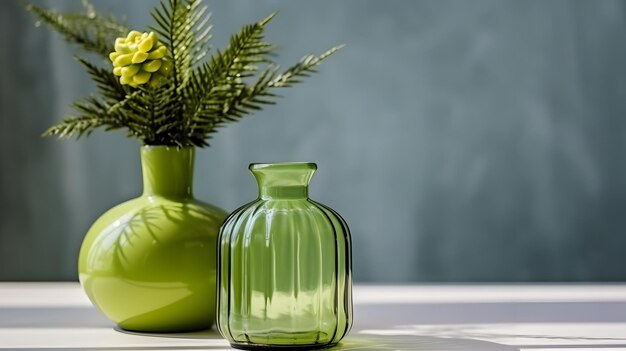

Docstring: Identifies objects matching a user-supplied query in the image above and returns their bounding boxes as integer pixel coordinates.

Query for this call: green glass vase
[78,146,228,332]
[217,163,353,349]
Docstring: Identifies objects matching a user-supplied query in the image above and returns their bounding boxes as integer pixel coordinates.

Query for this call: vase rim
[141,144,194,150]
[249,162,317,171]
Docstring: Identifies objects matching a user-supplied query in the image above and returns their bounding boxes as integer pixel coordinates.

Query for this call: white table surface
[1,283,626,350]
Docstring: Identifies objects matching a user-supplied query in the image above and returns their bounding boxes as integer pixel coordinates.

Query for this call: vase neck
[250,163,316,200]
[141,146,194,199]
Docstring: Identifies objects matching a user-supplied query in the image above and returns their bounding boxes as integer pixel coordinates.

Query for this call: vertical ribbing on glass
[216,163,352,349]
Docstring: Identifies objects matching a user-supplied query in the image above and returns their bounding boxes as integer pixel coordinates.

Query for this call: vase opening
[249,162,317,200]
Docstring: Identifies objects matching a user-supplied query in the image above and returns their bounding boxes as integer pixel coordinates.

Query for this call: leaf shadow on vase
[88,200,223,278]
[110,205,162,268]
[81,198,225,332]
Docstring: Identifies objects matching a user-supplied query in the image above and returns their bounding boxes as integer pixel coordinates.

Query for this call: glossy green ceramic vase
[217,163,353,349]
[78,146,228,332]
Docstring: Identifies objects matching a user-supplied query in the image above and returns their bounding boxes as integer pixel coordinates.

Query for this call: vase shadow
[115,328,517,350]
[333,334,519,351]
[114,326,223,339]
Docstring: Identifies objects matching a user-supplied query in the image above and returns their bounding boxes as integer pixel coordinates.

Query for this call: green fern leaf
[27,4,127,57]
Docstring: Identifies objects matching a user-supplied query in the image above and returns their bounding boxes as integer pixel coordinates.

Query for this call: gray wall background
[2,0,626,282]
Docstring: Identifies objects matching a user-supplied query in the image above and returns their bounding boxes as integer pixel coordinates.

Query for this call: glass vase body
[217,163,353,349]
[78,146,228,332]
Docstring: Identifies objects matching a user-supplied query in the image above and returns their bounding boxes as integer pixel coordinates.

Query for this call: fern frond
[34,0,343,148]
[188,11,277,97]
[42,115,104,139]
[191,7,213,65]
[27,4,127,57]
[269,45,345,88]
[218,46,344,124]
[43,96,114,139]
[183,13,278,141]
[150,0,202,90]
[75,57,129,102]
[215,12,277,79]
[184,45,343,143]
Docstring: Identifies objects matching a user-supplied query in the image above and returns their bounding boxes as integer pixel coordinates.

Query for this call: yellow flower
[109,31,171,87]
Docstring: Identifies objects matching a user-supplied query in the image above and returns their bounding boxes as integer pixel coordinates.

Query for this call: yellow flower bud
[137,37,154,53]
[147,45,167,60]
[121,64,141,78]
[111,30,171,87]
[133,71,151,85]
[126,30,142,41]
[114,38,129,53]
[142,60,162,73]
[148,32,158,44]
[120,75,133,85]
[109,52,121,62]
[114,54,133,67]
[132,51,149,64]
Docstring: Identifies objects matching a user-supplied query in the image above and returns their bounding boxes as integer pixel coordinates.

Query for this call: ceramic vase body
[217,163,353,349]
[78,146,227,332]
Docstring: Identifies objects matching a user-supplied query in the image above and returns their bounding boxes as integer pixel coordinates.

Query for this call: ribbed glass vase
[216,162,352,350]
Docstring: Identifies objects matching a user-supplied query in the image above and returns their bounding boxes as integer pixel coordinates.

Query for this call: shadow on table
[115,327,223,339]
[9,306,626,350]
[358,325,626,350]
[119,328,518,351]
[334,335,518,350]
